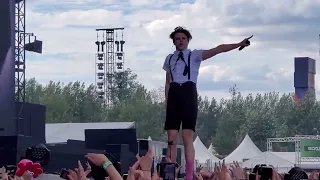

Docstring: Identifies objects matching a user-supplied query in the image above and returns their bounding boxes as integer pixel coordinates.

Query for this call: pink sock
[185,160,194,180]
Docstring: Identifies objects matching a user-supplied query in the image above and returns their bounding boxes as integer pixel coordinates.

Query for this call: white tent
[148,136,152,141]
[193,136,220,163]
[272,152,320,169]
[46,122,135,143]
[242,151,294,173]
[224,134,262,163]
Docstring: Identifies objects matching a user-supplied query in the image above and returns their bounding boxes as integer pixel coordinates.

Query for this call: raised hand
[217,160,232,180]
[85,153,108,166]
[1,166,9,180]
[229,161,245,180]
[136,145,153,172]
[68,160,91,180]
[239,35,253,50]
[128,156,143,180]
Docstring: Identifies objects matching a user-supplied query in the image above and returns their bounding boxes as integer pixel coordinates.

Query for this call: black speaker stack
[0,102,47,167]
[44,128,139,175]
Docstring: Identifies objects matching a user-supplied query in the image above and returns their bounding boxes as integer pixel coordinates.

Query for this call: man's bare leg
[182,129,194,180]
[166,130,179,162]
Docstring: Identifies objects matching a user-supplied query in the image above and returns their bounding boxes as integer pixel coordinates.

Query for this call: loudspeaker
[24,40,43,54]
[45,142,135,175]
[15,102,46,144]
[44,144,108,173]
[85,129,138,155]
[0,135,33,166]
[67,139,85,148]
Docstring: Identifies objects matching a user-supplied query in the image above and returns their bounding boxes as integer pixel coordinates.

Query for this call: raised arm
[202,35,253,61]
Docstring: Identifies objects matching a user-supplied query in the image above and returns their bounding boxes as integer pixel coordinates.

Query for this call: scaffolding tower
[15,0,26,123]
[95,28,125,106]
[15,0,42,126]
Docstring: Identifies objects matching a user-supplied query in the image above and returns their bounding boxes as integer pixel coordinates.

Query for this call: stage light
[117,62,123,70]
[97,82,103,89]
[120,40,125,52]
[97,73,104,80]
[97,63,104,70]
[25,144,50,167]
[98,91,105,99]
[115,41,120,51]
[97,53,104,60]
[95,41,100,52]
[101,41,106,52]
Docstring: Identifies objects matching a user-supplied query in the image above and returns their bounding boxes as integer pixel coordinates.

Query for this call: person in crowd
[163,26,252,180]
[2,146,318,180]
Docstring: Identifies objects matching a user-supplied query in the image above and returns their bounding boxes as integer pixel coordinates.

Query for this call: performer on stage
[163,26,252,180]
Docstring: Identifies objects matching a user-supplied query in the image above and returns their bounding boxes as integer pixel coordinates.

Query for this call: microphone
[239,35,253,51]
[239,40,250,51]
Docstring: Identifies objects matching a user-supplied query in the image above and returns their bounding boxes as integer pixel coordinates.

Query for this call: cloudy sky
[25,0,320,100]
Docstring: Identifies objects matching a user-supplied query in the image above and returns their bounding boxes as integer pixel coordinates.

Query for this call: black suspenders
[168,52,191,82]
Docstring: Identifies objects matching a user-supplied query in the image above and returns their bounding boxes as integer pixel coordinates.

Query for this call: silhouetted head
[288,167,308,180]
[169,26,192,51]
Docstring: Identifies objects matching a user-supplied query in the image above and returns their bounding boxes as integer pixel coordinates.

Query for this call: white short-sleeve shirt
[163,49,203,84]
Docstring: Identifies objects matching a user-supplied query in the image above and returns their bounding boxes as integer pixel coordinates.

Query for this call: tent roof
[243,151,320,171]
[193,136,220,163]
[242,151,294,169]
[224,134,262,163]
[46,122,135,143]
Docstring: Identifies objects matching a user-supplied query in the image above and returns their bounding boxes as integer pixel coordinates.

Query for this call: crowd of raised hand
[1,146,320,180]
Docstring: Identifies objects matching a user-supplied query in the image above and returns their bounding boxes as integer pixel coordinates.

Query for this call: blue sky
[25,0,320,100]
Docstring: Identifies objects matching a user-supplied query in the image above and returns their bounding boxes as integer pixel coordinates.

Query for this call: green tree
[212,86,247,155]
[25,74,320,155]
[196,96,222,147]
[108,69,140,105]
[25,79,106,123]
[25,78,44,104]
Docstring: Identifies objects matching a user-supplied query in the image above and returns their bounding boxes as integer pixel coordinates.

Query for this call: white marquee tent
[224,134,262,163]
[194,136,220,163]
[272,152,320,169]
[242,151,294,173]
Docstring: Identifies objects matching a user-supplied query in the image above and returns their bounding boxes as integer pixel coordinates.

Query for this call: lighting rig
[15,0,42,122]
[95,28,125,106]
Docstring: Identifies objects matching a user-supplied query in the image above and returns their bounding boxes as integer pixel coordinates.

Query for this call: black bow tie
[178,52,184,60]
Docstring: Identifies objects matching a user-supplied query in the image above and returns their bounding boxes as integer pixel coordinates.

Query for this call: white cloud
[23,0,320,100]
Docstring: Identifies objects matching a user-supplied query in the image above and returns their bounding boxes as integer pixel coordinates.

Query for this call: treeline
[25,69,320,155]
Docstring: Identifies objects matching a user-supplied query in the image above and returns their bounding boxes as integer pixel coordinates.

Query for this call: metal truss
[95,28,124,106]
[15,0,26,124]
[267,135,320,165]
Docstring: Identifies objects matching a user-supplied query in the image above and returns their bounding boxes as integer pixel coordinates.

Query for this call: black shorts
[165,81,198,131]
